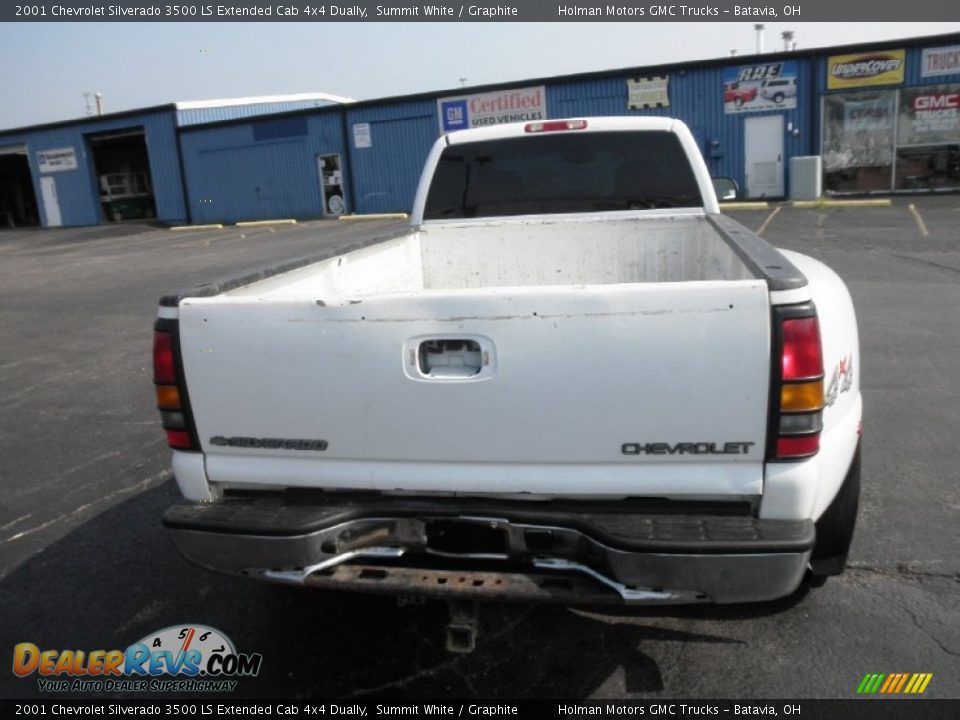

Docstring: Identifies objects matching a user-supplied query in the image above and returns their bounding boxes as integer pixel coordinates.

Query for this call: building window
[822,90,897,193]
[895,84,960,190]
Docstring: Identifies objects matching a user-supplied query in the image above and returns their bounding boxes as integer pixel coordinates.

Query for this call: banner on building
[722,61,798,114]
[898,85,960,145]
[827,49,905,90]
[37,147,77,173]
[627,76,669,109]
[437,85,546,133]
[921,45,960,78]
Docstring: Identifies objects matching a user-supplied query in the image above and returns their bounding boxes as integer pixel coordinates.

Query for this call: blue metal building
[0,93,348,228]
[0,106,186,228]
[3,33,959,229]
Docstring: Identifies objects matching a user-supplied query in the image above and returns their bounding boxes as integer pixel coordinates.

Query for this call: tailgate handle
[418,339,485,378]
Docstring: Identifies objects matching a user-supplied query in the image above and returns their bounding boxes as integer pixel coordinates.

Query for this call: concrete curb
[338,213,409,221]
[169,224,224,231]
[235,219,298,227]
[720,202,769,210]
[792,198,892,209]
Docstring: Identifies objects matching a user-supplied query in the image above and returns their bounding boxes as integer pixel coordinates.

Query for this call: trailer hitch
[445,599,480,654]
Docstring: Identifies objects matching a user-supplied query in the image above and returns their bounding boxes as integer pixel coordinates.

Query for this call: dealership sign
[828,50,905,90]
[37,147,77,173]
[722,61,798,114]
[899,85,960,145]
[438,85,546,133]
[922,45,960,78]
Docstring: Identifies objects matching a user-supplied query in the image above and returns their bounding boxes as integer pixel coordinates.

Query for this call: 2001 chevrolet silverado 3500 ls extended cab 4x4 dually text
[153,118,861,646]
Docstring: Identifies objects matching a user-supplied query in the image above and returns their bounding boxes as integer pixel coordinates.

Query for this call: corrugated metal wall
[6,35,958,228]
[179,111,346,224]
[344,100,439,213]
[0,109,186,227]
[177,100,340,127]
[547,60,816,196]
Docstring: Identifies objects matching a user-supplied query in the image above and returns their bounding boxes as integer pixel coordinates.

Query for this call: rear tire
[810,442,861,578]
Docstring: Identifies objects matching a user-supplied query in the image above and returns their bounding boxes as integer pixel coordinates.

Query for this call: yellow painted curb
[235,219,297,227]
[720,202,769,210]
[792,198,892,209]
[169,224,223,231]
[338,213,409,221]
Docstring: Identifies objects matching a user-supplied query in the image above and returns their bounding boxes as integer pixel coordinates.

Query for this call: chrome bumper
[164,499,813,605]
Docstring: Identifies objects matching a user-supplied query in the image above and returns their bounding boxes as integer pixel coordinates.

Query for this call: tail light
[769,306,824,460]
[524,119,588,133]
[153,319,198,451]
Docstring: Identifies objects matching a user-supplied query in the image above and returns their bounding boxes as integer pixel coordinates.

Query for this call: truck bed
[222,212,755,301]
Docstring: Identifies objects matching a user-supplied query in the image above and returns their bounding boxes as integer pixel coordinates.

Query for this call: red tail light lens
[165,429,194,450]
[773,309,824,461]
[782,317,823,380]
[153,325,197,451]
[776,435,820,459]
[153,332,176,384]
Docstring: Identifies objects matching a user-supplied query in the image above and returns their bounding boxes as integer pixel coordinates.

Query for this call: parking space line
[908,203,929,237]
[756,205,782,235]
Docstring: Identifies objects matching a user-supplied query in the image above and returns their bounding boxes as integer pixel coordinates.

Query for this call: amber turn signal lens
[155,384,182,410]
[781,380,824,412]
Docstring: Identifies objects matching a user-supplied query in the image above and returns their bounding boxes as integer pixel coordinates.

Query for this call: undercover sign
[828,50,905,90]
[438,86,546,133]
[37,147,77,173]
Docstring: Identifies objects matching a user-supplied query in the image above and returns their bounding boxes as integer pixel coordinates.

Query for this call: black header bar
[3,1,960,22]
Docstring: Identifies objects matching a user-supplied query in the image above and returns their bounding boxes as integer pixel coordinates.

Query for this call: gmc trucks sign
[898,85,960,145]
[438,85,546,133]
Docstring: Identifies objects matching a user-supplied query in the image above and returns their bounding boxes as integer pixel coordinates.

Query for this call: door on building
[317,154,345,216]
[744,115,785,198]
[0,146,39,228]
[40,176,62,227]
[87,129,156,222]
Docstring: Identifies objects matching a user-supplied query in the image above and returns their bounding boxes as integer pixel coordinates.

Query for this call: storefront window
[895,84,960,190]
[823,91,897,193]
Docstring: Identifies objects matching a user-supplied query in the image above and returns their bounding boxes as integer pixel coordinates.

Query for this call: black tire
[810,442,861,578]
[773,92,785,104]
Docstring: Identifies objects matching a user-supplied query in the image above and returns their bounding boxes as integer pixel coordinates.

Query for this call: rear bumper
[163,495,814,605]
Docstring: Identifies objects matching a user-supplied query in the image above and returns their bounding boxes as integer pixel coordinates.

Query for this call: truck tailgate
[179,280,771,497]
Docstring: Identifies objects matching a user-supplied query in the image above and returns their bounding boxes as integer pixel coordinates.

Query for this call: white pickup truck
[155,118,862,627]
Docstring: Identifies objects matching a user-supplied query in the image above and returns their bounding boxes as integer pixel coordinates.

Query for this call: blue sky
[1,22,959,130]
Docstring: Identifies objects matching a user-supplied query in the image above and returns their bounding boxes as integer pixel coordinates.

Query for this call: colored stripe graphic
[857,672,932,694]
[894,673,910,693]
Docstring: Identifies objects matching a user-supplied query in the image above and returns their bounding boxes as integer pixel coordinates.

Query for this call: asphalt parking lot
[1,200,958,700]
